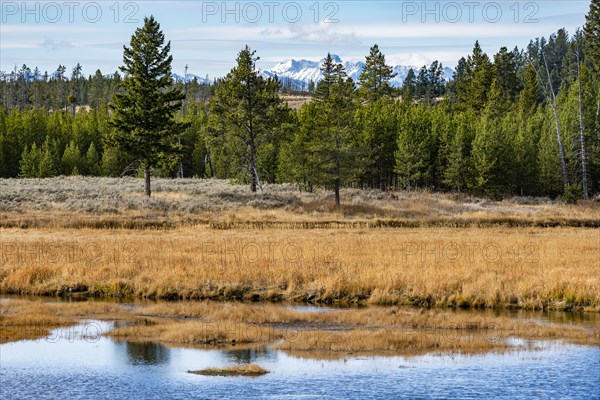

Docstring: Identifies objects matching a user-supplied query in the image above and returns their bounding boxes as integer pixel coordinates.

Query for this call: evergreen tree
[471,80,517,197]
[519,64,539,117]
[279,103,317,190]
[515,70,543,195]
[355,98,398,190]
[38,137,58,178]
[402,68,416,102]
[101,145,123,176]
[452,41,494,111]
[89,69,105,110]
[494,47,520,100]
[427,61,445,99]
[85,142,100,175]
[514,108,542,196]
[19,143,40,178]
[314,53,346,101]
[395,104,434,189]
[314,68,359,205]
[447,57,467,104]
[289,57,360,204]
[62,140,82,175]
[444,111,476,191]
[208,46,288,192]
[537,104,564,197]
[545,29,570,90]
[468,43,494,111]
[585,0,600,196]
[357,44,396,101]
[585,0,600,75]
[108,16,187,196]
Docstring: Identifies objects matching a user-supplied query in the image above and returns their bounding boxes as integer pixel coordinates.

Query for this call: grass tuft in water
[188,364,268,377]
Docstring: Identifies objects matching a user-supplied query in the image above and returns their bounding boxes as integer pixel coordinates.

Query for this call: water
[1,319,599,399]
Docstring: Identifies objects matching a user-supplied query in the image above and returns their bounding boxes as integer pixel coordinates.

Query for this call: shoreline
[1,226,598,311]
[1,298,598,355]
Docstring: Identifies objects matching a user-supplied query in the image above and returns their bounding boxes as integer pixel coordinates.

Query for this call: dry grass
[109,320,281,346]
[276,329,514,356]
[1,226,598,310]
[131,302,600,347]
[113,304,600,358]
[2,299,597,358]
[0,299,123,343]
[1,177,599,229]
[1,178,598,310]
[281,94,312,110]
[188,364,268,376]
[108,301,600,356]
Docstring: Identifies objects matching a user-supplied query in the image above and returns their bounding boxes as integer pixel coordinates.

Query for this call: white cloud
[0,42,39,49]
[0,24,99,34]
[285,22,359,45]
[387,50,471,67]
[41,37,73,50]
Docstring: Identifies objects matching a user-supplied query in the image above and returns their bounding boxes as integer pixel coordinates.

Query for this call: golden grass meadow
[1,178,599,358]
[1,225,598,310]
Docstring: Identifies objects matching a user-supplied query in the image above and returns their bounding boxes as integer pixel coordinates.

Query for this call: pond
[1,303,599,399]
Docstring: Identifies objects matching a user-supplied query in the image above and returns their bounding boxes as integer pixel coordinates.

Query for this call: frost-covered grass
[0,177,303,213]
[1,177,598,228]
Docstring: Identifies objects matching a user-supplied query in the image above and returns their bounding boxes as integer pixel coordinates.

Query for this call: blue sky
[0,1,591,77]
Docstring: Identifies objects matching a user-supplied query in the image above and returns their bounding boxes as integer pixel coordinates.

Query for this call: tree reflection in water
[224,347,271,364]
[122,341,170,366]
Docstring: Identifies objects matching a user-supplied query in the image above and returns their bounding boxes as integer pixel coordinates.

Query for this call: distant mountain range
[259,54,455,91]
[169,54,454,90]
[171,73,211,84]
[2,55,453,89]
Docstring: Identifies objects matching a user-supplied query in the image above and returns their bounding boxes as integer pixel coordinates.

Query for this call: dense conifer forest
[1,2,599,201]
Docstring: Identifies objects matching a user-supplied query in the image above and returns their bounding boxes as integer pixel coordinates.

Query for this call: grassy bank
[1,177,598,310]
[1,226,598,310]
[0,299,124,343]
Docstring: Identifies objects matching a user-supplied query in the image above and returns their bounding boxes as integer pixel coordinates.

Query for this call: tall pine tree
[109,16,187,197]
[357,44,396,101]
[208,46,288,192]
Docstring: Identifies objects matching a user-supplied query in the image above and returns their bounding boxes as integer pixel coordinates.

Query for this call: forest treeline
[1,11,599,201]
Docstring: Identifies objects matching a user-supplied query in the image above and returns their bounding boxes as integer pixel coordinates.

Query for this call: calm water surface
[1,306,599,399]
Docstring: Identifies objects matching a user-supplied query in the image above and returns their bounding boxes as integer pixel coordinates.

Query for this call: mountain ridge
[260,54,454,91]
[168,55,454,90]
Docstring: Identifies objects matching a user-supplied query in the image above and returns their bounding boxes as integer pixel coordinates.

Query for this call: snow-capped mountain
[171,73,212,84]
[260,55,454,91]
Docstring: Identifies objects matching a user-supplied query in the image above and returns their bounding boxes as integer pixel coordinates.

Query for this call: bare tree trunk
[249,137,257,193]
[597,90,600,119]
[542,56,568,190]
[575,45,589,199]
[177,136,183,178]
[204,153,213,178]
[144,165,151,197]
[335,135,341,207]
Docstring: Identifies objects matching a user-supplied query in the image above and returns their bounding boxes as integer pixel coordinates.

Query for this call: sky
[0,0,592,78]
